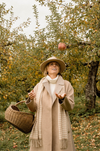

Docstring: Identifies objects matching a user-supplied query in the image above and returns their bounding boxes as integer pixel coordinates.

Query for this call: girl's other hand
[28,90,36,100]
[55,93,66,100]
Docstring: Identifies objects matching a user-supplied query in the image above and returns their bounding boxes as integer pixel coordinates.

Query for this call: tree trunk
[85,61,99,110]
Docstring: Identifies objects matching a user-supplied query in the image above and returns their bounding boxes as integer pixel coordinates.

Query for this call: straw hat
[40,56,66,73]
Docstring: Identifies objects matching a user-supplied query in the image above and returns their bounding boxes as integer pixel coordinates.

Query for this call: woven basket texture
[5,102,34,134]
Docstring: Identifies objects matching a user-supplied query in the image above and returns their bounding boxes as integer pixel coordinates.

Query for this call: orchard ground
[0,96,100,151]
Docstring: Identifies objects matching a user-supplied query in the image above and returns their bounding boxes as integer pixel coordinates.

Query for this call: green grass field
[0,96,100,151]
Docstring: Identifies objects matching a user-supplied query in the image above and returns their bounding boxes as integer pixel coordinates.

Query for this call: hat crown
[47,56,57,61]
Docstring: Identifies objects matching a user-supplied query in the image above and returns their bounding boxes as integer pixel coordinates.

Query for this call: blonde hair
[43,62,61,76]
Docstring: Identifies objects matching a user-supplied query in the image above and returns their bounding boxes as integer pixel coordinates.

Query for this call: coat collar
[42,75,64,105]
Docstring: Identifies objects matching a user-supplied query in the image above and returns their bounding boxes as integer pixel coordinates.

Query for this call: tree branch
[2,41,16,47]
[65,41,91,48]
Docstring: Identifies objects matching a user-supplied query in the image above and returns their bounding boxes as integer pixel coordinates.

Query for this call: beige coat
[26,76,76,151]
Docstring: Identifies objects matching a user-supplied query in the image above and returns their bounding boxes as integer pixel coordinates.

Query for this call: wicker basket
[5,101,34,134]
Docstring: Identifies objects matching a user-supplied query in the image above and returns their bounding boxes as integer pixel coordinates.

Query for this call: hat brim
[40,58,66,73]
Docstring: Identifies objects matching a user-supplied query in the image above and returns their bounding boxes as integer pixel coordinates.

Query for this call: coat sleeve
[25,83,39,112]
[60,81,75,111]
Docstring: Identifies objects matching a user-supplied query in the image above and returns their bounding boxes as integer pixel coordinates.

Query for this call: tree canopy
[0,1,100,109]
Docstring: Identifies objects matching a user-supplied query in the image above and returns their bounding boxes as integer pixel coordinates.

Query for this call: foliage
[35,0,100,79]
[0,112,5,122]
[0,1,100,109]
[34,0,100,107]
[69,96,100,121]
[0,3,100,150]
[0,3,42,109]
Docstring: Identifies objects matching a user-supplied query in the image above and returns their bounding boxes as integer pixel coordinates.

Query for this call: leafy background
[0,0,100,150]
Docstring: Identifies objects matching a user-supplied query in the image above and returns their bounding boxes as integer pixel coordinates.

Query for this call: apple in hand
[58,42,66,51]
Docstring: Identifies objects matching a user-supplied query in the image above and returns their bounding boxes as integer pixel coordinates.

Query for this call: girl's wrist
[59,97,65,104]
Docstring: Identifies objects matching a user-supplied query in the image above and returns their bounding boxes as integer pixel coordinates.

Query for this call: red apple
[58,42,66,51]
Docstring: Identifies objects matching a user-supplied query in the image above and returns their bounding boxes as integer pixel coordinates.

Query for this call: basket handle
[15,100,26,106]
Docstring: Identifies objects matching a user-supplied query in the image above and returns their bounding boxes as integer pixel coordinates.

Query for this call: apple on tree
[58,42,66,51]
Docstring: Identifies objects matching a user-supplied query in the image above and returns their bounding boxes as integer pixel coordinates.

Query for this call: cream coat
[26,76,76,151]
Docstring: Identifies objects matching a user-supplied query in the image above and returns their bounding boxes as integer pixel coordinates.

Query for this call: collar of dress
[46,75,59,84]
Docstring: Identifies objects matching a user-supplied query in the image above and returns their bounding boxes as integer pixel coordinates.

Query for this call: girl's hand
[55,93,66,100]
[28,90,36,100]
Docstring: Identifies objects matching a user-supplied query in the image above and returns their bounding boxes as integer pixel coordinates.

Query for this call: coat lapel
[42,78,52,97]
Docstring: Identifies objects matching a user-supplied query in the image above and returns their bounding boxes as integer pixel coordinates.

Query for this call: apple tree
[35,0,100,110]
[0,3,36,108]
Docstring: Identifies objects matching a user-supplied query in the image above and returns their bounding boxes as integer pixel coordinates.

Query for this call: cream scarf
[29,76,68,149]
[46,75,58,96]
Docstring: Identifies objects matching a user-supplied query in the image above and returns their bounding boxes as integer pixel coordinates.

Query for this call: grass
[69,96,100,151]
[0,96,100,151]
[0,122,29,151]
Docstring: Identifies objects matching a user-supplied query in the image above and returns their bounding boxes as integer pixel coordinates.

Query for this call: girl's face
[47,61,60,76]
